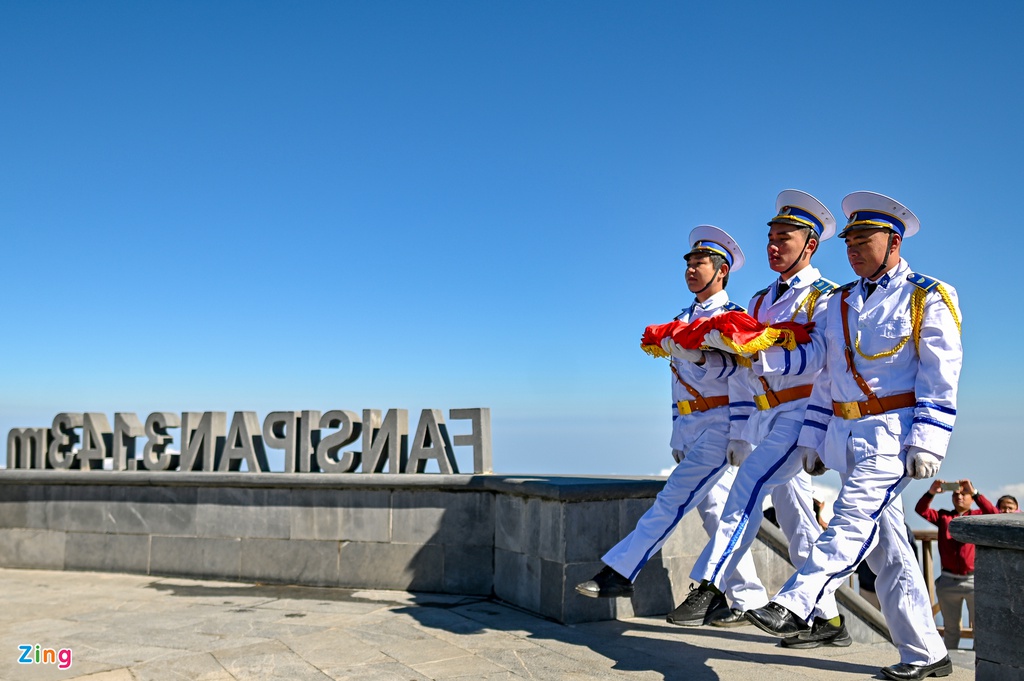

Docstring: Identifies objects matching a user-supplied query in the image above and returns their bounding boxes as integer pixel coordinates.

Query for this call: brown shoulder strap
[755,375,778,408]
[669,362,710,411]
[750,291,777,405]
[840,290,885,412]
[752,291,768,320]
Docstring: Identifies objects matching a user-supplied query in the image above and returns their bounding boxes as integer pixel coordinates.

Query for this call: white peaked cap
[687,225,745,273]
[840,191,920,238]
[770,189,837,242]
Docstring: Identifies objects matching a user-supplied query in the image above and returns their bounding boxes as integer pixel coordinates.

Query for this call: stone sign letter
[407,409,458,474]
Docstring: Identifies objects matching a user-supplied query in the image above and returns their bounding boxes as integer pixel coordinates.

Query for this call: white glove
[660,337,703,362]
[727,439,753,466]
[701,329,736,354]
[905,446,941,480]
[797,445,826,476]
[672,448,685,464]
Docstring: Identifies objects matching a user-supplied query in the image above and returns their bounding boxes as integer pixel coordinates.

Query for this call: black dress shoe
[574,566,633,598]
[780,615,852,648]
[881,656,953,680]
[744,602,809,637]
[707,607,750,628]
[666,583,724,627]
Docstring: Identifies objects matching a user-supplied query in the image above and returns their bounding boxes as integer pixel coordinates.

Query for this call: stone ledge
[0,470,667,500]
[950,513,1024,549]
[483,476,667,501]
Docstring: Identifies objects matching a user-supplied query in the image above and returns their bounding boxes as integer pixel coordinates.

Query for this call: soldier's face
[685,254,719,293]
[844,228,899,280]
[766,224,815,274]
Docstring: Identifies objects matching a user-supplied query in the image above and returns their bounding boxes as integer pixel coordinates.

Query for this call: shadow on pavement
[144,577,887,679]
[394,595,887,680]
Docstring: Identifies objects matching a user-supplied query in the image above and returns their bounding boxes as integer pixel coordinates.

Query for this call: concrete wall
[951,513,1024,681]
[0,472,496,596]
[0,470,888,638]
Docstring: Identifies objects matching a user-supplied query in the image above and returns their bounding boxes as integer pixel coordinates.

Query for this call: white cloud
[993,482,1024,501]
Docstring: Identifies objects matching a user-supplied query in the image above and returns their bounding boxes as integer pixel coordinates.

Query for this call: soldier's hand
[905,446,940,480]
[727,439,753,466]
[701,330,735,354]
[796,446,826,476]
[661,338,703,362]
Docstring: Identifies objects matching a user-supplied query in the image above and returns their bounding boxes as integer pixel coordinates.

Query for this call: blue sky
[2,2,1022,515]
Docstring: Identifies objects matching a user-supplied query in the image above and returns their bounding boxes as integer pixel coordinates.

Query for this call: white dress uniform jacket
[720,265,831,444]
[670,291,743,451]
[690,265,838,621]
[775,258,962,666]
[601,291,766,611]
[798,258,961,467]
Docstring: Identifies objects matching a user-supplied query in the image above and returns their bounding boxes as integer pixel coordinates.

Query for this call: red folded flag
[641,311,813,358]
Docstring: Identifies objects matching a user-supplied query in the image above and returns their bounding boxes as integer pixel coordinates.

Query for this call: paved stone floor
[0,568,974,680]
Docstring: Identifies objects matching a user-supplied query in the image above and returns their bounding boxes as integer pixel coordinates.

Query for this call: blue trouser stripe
[811,471,908,607]
[629,460,729,581]
[709,443,795,583]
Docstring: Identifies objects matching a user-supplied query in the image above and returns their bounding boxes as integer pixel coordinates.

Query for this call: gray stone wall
[0,473,497,596]
[0,470,888,638]
[951,513,1024,681]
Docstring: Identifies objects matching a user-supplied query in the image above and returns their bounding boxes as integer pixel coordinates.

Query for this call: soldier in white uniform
[746,191,960,681]
[575,226,767,625]
[671,190,844,648]
[686,469,767,624]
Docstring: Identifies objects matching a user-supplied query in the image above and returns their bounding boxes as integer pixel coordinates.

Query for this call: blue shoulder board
[811,278,837,295]
[907,272,940,292]
[723,301,746,313]
[831,280,857,295]
[753,286,771,298]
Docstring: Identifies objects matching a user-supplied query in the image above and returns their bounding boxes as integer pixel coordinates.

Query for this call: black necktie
[774,282,789,302]
[865,282,877,298]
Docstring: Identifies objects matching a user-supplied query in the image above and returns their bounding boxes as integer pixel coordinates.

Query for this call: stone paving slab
[0,568,974,680]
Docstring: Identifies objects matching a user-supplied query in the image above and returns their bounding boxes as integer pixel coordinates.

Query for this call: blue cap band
[842,210,906,236]
[690,240,733,267]
[771,206,824,236]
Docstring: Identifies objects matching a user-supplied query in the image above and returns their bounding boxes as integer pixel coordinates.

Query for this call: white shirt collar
[860,258,908,293]
[694,289,730,311]
[779,265,819,290]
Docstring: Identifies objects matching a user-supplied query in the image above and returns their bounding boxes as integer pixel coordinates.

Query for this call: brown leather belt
[753,384,813,411]
[677,395,729,416]
[832,392,916,419]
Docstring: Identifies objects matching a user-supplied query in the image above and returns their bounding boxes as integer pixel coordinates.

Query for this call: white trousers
[772,447,947,665]
[696,467,770,610]
[689,414,838,620]
[601,421,768,611]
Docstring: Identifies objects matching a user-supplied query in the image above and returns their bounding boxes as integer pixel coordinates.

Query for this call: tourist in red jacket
[915,478,998,649]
